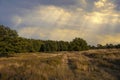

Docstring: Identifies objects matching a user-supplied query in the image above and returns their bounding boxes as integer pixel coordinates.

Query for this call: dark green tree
[69,38,88,51]
[0,25,18,38]
[0,25,90,54]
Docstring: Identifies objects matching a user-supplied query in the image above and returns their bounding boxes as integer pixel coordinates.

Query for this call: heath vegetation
[0,25,120,80]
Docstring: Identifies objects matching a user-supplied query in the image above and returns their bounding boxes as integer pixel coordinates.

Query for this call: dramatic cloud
[0,0,120,45]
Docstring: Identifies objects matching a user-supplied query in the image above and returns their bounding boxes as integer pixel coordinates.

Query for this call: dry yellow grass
[0,49,120,80]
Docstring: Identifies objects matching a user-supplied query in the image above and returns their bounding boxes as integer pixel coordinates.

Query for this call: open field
[0,49,120,80]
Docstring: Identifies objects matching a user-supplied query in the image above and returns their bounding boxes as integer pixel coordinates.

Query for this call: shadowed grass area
[0,49,120,80]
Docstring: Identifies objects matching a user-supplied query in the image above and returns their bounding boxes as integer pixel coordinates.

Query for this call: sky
[0,0,120,45]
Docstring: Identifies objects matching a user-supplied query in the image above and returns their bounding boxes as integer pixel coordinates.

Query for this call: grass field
[0,49,120,80]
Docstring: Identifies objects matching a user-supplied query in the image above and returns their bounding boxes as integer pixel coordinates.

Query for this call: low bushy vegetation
[0,49,120,80]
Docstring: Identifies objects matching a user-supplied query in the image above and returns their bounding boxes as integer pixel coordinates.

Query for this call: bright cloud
[0,0,120,45]
[38,6,72,26]
[94,0,115,10]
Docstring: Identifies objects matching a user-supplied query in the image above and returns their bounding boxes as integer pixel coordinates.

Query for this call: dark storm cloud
[0,0,77,27]
[115,0,120,10]
[0,0,76,8]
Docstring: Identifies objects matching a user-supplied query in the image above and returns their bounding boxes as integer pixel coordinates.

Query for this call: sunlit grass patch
[0,49,120,80]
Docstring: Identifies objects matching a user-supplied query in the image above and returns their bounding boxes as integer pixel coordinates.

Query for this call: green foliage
[40,38,89,52]
[0,25,90,54]
[90,44,120,49]
[57,41,69,51]
[69,38,89,51]
[0,25,18,38]
[1,24,120,54]
[0,25,43,54]
[40,41,58,52]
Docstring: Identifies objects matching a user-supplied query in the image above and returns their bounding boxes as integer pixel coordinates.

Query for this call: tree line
[0,25,89,55]
[90,44,120,49]
[1,25,120,55]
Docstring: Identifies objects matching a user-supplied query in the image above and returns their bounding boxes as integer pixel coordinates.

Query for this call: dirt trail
[61,53,77,77]
[62,53,69,65]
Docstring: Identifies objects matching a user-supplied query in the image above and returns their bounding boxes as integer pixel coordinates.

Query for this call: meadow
[0,49,120,80]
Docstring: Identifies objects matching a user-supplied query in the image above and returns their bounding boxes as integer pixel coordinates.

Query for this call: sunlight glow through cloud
[0,0,120,45]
